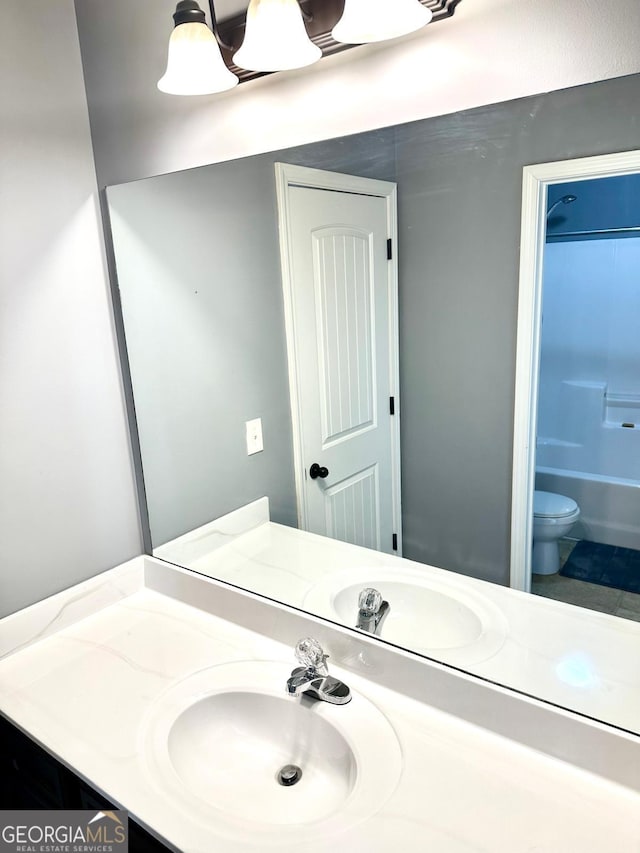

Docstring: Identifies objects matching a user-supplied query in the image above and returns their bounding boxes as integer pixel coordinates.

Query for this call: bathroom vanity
[0,718,165,851]
[0,557,638,852]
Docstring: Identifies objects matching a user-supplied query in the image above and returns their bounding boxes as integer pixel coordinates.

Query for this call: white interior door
[276,164,401,554]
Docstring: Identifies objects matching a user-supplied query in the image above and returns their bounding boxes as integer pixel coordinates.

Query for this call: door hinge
[389,396,395,415]
[387,238,393,260]
[392,533,398,551]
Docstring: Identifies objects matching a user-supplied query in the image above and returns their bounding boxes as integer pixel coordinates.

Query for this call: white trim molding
[510,148,640,592]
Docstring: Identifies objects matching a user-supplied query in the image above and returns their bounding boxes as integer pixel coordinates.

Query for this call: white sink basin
[141,661,402,843]
[303,568,508,666]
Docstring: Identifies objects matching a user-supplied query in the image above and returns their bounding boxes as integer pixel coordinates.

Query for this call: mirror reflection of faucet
[286,637,351,705]
[356,588,390,637]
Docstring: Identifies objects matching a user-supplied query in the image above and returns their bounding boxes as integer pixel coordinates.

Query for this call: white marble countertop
[155,498,640,734]
[0,558,639,853]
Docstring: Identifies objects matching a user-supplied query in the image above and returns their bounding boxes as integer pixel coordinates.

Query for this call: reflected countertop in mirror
[155,497,640,734]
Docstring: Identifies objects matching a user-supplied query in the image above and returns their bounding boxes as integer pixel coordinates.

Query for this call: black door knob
[309,463,329,480]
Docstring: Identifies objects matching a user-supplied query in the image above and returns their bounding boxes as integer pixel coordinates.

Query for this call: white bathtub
[536,422,640,482]
[535,376,640,550]
[535,465,640,550]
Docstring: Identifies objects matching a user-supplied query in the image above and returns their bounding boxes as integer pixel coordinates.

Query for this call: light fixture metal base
[215,0,461,83]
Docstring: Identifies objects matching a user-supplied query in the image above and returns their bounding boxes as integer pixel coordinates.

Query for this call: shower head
[546,194,578,220]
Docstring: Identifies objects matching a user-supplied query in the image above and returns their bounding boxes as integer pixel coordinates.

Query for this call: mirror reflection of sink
[303,569,508,666]
[141,661,402,842]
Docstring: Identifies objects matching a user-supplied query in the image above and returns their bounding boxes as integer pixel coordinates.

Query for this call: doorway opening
[511,150,640,623]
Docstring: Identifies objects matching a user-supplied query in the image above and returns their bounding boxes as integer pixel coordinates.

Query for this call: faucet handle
[294,637,329,675]
[358,587,383,615]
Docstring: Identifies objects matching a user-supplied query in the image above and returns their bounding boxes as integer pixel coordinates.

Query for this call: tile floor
[531,539,640,622]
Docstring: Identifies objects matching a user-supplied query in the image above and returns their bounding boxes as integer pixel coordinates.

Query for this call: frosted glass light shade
[234,0,321,72]
[158,22,238,96]
[332,0,432,44]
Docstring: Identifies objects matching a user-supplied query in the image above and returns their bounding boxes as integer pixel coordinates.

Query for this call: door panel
[277,167,400,554]
[324,464,380,550]
[313,228,376,444]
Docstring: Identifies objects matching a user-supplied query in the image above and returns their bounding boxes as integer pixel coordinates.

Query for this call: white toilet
[532,490,580,575]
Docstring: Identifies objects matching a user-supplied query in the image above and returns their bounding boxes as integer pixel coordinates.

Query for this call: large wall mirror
[105,71,640,735]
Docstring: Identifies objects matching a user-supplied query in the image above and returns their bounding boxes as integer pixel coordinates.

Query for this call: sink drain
[277,764,303,787]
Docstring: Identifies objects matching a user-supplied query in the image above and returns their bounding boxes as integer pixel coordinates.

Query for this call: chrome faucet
[356,588,390,636]
[286,638,351,705]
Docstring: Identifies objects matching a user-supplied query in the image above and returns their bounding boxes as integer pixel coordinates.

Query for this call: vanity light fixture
[332,0,433,44]
[158,0,238,96]
[234,0,321,72]
[158,0,460,94]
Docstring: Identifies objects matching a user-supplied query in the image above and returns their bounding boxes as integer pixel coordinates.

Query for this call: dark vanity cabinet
[0,715,170,852]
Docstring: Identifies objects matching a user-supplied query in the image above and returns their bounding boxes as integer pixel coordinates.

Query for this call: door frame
[510,148,640,592]
[274,162,402,552]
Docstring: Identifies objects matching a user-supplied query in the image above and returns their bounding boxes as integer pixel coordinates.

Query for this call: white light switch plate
[245,418,264,455]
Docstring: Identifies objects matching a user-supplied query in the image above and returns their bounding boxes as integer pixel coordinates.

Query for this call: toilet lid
[534,490,578,518]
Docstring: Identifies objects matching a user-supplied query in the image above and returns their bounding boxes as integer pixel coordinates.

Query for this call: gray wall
[107,74,640,586]
[1,2,638,620]
[73,0,640,189]
[108,159,297,543]
[72,0,640,588]
[0,0,141,617]
[394,76,640,582]
[108,133,395,545]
